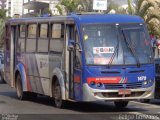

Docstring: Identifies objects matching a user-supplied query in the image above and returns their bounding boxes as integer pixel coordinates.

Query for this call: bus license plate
[118,89,131,95]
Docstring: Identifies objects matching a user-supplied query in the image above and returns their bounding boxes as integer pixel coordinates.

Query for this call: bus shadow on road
[146,99,160,106]
[31,96,148,113]
[60,101,148,113]
[0,91,149,113]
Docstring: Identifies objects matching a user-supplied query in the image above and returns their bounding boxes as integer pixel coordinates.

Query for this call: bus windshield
[82,24,153,65]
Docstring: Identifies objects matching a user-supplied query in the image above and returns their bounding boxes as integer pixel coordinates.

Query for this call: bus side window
[50,23,64,53]
[26,24,37,52]
[37,24,48,52]
[17,25,25,52]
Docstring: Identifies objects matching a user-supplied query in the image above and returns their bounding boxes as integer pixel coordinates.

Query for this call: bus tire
[0,71,5,84]
[114,101,128,109]
[54,80,66,108]
[1,78,5,83]
[16,74,28,100]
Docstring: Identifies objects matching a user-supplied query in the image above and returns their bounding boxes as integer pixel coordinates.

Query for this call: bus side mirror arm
[67,40,82,52]
[67,40,74,51]
[76,43,82,52]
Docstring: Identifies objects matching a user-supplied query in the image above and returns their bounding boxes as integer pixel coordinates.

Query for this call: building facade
[0,0,7,9]
[23,0,60,17]
[11,0,23,17]
[0,0,23,17]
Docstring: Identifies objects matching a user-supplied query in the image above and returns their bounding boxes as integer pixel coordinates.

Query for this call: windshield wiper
[107,27,120,68]
[107,42,119,68]
[122,30,140,67]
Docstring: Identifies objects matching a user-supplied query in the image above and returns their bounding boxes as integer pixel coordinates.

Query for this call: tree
[0,19,5,48]
[106,1,127,14]
[56,0,80,15]
[0,9,7,19]
[127,0,158,18]
[127,0,160,35]
[56,0,94,15]
[127,0,133,14]
[78,0,93,12]
[0,9,7,49]
[148,22,160,36]
[106,1,119,13]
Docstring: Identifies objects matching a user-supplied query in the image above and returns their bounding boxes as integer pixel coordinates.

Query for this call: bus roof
[7,16,74,24]
[7,14,144,25]
[71,14,144,24]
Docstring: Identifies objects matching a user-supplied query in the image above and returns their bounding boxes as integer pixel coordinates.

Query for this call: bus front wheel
[54,80,66,108]
[16,74,28,100]
[114,101,128,109]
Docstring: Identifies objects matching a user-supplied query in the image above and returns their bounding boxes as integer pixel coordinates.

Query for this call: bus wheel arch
[51,75,57,97]
[15,71,27,100]
[51,68,66,108]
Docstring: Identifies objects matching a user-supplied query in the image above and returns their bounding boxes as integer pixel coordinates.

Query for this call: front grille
[101,91,145,98]
[104,82,142,89]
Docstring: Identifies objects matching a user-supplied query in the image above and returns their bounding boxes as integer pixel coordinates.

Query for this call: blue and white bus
[4,13,155,108]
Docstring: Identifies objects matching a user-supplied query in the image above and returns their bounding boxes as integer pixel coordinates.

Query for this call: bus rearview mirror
[67,40,74,51]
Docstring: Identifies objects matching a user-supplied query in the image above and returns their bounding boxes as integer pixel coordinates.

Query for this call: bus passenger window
[20,25,25,38]
[5,25,10,51]
[17,25,25,52]
[50,24,64,53]
[40,24,48,38]
[52,24,64,39]
[28,24,37,38]
[38,24,48,52]
[26,24,37,52]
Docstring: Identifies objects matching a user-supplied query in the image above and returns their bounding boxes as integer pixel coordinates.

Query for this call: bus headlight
[143,81,148,85]
[97,82,103,87]
[90,81,95,86]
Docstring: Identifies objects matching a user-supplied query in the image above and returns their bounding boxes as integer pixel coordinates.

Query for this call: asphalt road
[0,83,160,120]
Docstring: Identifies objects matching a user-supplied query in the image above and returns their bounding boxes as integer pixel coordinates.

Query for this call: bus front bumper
[82,83,155,101]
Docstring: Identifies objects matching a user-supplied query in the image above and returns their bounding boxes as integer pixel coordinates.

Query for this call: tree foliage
[56,0,80,14]
[79,0,93,12]
[55,0,160,36]
[56,0,94,15]
[0,9,7,49]
[127,0,160,36]
[106,1,127,14]
[0,9,7,19]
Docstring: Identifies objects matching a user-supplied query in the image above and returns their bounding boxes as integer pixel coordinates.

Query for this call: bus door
[66,24,82,100]
[10,25,18,86]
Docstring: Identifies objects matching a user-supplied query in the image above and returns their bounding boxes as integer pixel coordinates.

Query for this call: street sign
[93,0,107,10]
